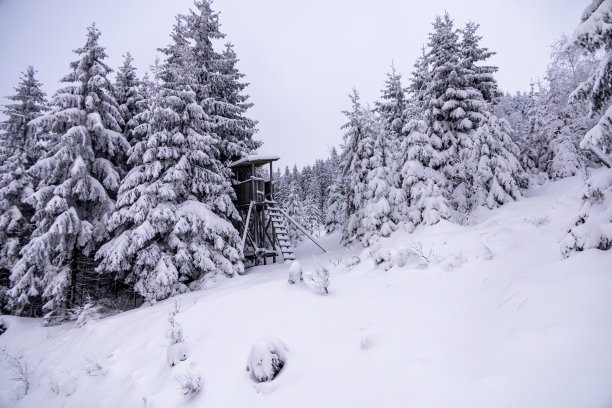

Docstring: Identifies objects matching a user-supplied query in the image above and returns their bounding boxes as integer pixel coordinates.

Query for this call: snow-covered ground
[1,175,611,408]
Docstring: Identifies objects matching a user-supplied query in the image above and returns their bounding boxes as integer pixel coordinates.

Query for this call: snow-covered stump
[288,261,303,285]
[246,338,289,383]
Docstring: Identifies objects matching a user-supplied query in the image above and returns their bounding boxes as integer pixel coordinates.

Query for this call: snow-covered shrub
[84,358,106,376]
[178,370,202,399]
[0,318,7,336]
[480,243,493,260]
[308,265,330,294]
[246,338,289,383]
[342,255,361,271]
[70,302,102,328]
[562,168,612,256]
[2,351,31,399]
[288,261,303,285]
[374,248,412,271]
[306,265,330,294]
[407,241,439,268]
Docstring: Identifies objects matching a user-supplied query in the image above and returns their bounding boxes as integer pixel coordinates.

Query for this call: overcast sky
[0,0,586,170]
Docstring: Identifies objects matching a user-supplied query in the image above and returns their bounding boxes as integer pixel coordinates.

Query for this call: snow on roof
[228,155,280,168]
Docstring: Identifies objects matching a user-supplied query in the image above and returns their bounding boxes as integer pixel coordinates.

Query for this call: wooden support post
[269,161,274,198]
[241,201,254,252]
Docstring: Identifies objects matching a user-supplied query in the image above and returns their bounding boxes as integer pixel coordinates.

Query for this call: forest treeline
[0,1,610,322]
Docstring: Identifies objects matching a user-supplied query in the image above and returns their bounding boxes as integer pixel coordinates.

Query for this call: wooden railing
[233,178,267,207]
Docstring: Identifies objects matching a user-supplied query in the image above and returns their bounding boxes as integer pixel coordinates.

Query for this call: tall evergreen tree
[114,52,144,145]
[8,25,129,317]
[468,115,523,208]
[540,35,599,180]
[460,21,501,104]
[359,67,409,244]
[0,66,47,311]
[284,179,306,245]
[182,0,260,166]
[562,0,612,256]
[339,89,377,244]
[96,15,243,303]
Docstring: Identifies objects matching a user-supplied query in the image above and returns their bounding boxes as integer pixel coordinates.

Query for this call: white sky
[0,0,586,170]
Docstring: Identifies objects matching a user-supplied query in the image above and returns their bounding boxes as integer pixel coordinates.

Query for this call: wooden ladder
[267,205,296,261]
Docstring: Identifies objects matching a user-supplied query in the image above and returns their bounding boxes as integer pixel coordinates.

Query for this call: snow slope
[1,175,611,408]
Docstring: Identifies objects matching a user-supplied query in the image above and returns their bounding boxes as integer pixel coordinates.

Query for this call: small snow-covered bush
[0,318,7,336]
[343,255,361,271]
[71,302,102,328]
[84,358,106,376]
[246,338,289,382]
[288,261,303,285]
[306,265,330,294]
[562,168,612,256]
[178,370,202,399]
[2,351,31,399]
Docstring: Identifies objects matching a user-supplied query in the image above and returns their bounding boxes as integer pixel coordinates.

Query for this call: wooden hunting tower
[229,155,326,266]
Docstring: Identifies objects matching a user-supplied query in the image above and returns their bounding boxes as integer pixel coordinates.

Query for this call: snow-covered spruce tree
[406,46,429,119]
[401,14,467,223]
[322,147,344,233]
[459,21,524,209]
[460,21,502,104]
[494,91,531,145]
[8,25,129,318]
[283,180,307,245]
[0,66,47,312]
[519,81,548,174]
[457,19,524,211]
[182,0,260,166]
[562,0,612,256]
[274,166,290,205]
[114,52,144,145]
[400,118,450,229]
[540,35,599,180]
[403,14,523,221]
[324,178,346,234]
[304,171,323,231]
[367,66,408,236]
[357,67,410,246]
[469,115,522,209]
[339,89,377,244]
[96,18,243,303]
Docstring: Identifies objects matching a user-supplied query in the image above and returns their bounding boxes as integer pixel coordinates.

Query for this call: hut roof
[228,155,280,169]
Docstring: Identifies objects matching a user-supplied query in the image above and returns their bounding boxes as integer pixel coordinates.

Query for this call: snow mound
[246,337,289,383]
[288,261,302,284]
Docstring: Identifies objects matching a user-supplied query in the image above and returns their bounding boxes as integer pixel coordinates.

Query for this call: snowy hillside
[1,174,611,408]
